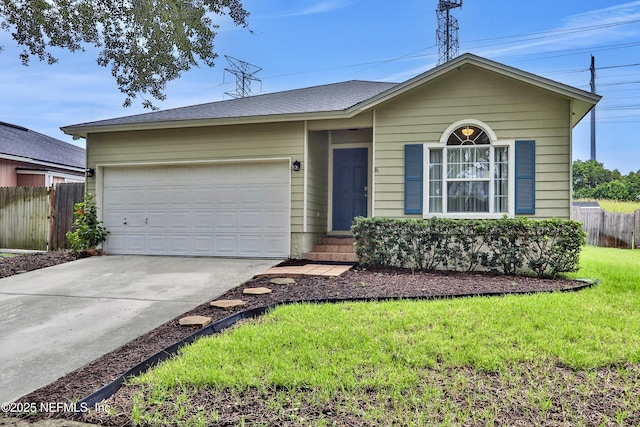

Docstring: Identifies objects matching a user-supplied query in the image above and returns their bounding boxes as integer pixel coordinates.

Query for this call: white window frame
[423,120,516,219]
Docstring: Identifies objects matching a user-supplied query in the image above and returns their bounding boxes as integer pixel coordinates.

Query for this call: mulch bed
[0,251,79,279]
[3,252,594,425]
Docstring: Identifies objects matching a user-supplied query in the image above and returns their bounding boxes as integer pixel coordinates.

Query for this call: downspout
[328,131,333,233]
[569,101,574,220]
[303,121,308,233]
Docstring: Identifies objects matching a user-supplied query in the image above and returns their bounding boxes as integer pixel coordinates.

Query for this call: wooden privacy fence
[0,183,85,251]
[572,207,640,249]
[50,183,86,250]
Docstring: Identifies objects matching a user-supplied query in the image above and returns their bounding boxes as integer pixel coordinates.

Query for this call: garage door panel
[215,212,237,230]
[217,187,238,207]
[192,211,215,229]
[263,210,290,230]
[125,235,146,253]
[167,212,189,230]
[167,167,190,185]
[169,188,191,205]
[267,189,290,205]
[238,236,261,255]
[148,235,168,252]
[238,186,261,206]
[191,187,216,205]
[169,235,190,254]
[106,234,125,253]
[103,188,128,209]
[102,162,290,257]
[104,211,147,231]
[215,236,238,255]
[193,236,214,253]
[146,212,168,229]
[147,188,170,206]
[239,211,262,230]
[104,188,147,208]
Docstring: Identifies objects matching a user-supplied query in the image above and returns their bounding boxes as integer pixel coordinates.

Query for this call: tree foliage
[0,0,249,109]
[573,160,640,201]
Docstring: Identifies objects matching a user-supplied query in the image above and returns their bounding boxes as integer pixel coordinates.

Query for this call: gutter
[0,153,85,173]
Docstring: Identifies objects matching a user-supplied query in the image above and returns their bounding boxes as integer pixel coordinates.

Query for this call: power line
[597,80,640,87]
[207,14,640,97]
[463,18,640,46]
[598,62,640,70]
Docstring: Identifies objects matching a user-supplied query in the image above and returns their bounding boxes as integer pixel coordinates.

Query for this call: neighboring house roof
[62,53,601,137]
[0,121,85,170]
[573,201,601,208]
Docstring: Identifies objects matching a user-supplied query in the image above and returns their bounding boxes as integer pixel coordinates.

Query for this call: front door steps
[303,236,358,263]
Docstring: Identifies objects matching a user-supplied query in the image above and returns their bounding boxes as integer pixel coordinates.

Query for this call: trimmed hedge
[351,217,586,278]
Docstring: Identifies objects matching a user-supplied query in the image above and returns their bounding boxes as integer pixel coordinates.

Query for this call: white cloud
[566,1,640,26]
[468,2,640,59]
[282,1,352,17]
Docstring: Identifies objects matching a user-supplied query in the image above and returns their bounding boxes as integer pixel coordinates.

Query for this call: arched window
[427,123,510,215]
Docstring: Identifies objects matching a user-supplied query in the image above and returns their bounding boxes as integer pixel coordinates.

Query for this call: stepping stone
[243,287,272,295]
[270,277,296,285]
[179,315,212,327]
[210,299,246,309]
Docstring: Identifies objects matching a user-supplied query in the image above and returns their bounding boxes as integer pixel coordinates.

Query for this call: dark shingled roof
[67,80,399,128]
[62,54,601,136]
[0,121,85,169]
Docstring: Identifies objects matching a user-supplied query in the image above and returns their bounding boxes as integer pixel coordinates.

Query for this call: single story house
[0,121,86,187]
[62,53,600,259]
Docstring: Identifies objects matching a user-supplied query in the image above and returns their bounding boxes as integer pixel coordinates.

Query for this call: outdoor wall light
[86,168,95,178]
[293,160,301,171]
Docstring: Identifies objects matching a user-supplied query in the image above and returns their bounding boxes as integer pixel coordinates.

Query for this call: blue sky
[1,0,639,174]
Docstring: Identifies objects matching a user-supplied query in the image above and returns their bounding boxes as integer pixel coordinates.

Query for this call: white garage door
[102,162,290,257]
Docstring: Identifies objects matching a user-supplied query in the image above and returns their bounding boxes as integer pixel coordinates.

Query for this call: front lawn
[595,199,640,214]
[116,246,640,426]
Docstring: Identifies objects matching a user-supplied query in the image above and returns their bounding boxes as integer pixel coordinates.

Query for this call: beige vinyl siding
[86,121,305,231]
[306,131,329,233]
[373,64,573,219]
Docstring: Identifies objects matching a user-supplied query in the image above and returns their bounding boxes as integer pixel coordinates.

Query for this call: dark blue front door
[333,148,368,230]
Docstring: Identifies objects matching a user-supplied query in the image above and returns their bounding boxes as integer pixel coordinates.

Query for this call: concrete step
[304,251,359,263]
[311,244,355,253]
[319,237,355,246]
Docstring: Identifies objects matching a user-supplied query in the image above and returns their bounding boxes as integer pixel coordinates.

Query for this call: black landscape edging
[77,277,599,416]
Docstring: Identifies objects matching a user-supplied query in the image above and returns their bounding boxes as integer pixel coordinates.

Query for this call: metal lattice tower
[436,0,463,65]
[223,55,262,99]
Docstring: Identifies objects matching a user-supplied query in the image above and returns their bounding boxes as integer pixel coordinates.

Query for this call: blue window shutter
[515,140,535,215]
[404,144,423,214]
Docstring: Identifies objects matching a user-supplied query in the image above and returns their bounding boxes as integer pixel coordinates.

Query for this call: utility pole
[436,1,463,65]
[590,55,596,161]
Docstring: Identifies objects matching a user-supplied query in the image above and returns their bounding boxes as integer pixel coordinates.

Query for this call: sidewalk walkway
[255,263,353,278]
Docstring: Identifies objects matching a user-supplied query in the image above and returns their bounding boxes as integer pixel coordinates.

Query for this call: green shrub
[66,193,109,253]
[351,216,585,278]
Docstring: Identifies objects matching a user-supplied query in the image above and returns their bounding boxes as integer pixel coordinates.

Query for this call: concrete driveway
[0,255,279,404]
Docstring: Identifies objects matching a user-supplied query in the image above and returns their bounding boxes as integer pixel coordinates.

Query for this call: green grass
[123,246,640,426]
[0,252,17,258]
[587,199,640,213]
